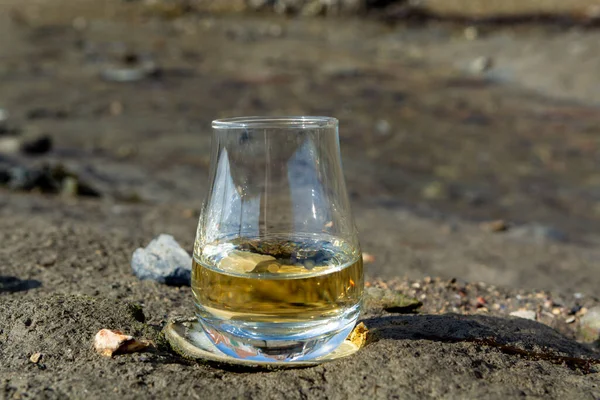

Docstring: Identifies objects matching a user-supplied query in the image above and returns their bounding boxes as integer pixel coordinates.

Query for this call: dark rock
[7,165,60,192]
[21,135,52,155]
[131,234,192,286]
[1,162,100,197]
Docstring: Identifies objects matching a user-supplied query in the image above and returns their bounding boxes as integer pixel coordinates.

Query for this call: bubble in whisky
[191,237,363,324]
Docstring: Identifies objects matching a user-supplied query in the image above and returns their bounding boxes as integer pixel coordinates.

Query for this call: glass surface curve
[192,116,363,362]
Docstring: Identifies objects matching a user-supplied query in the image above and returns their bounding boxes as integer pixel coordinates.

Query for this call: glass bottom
[195,303,361,362]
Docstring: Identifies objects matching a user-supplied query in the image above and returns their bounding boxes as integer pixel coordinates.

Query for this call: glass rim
[212,116,338,129]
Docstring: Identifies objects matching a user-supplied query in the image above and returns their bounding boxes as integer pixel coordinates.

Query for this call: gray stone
[508,224,568,243]
[131,234,192,286]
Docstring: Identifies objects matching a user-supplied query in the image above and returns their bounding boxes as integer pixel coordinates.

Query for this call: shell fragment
[94,329,151,357]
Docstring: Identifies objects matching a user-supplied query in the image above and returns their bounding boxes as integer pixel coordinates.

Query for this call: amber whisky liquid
[191,236,363,360]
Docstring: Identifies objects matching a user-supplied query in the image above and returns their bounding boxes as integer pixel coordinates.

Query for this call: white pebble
[509,310,536,321]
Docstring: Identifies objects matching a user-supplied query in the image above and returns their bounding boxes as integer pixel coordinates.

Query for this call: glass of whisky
[192,116,363,362]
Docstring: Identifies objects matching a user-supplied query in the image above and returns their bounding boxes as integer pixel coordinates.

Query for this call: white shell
[94,329,150,357]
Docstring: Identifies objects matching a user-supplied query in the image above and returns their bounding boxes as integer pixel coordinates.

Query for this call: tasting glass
[192,116,363,362]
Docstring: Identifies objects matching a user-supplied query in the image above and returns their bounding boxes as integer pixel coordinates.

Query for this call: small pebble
[61,177,78,197]
[0,137,20,154]
[570,305,582,315]
[0,108,8,123]
[362,253,375,263]
[508,224,568,243]
[110,101,123,116]
[131,234,192,286]
[94,329,151,357]
[566,317,576,324]
[469,56,493,74]
[421,181,448,200]
[480,220,508,232]
[21,135,52,155]
[552,308,561,316]
[375,119,391,135]
[464,26,479,40]
[579,306,600,342]
[510,310,536,321]
[29,352,42,363]
[39,253,57,267]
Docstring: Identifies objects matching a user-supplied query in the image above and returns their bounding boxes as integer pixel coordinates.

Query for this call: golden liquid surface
[192,248,363,323]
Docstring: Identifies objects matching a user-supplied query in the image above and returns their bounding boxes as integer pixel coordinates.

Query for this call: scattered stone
[61,176,78,197]
[131,234,192,286]
[1,163,100,197]
[508,224,568,243]
[362,252,375,263]
[348,322,368,348]
[566,316,576,324]
[109,101,124,116]
[300,1,324,16]
[578,306,600,343]
[469,56,493,74]
[21,135,52,155]
[509,310,536,321]
[464,26,479,40]
[480,219,508,232]
[552,308,561,316]
[0,137,21,154]
[375,119,391,135]
[364,286,422,313]
[0,109,9,129]
[94,329,151,357]
[181,209,197,219]
[570,305,583,315]
[100,53,159,83]
[39,253,57,267]
[265,24,283,38]
[29,352,42,363]
[421,181,448,200]
[476,296,486,308]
